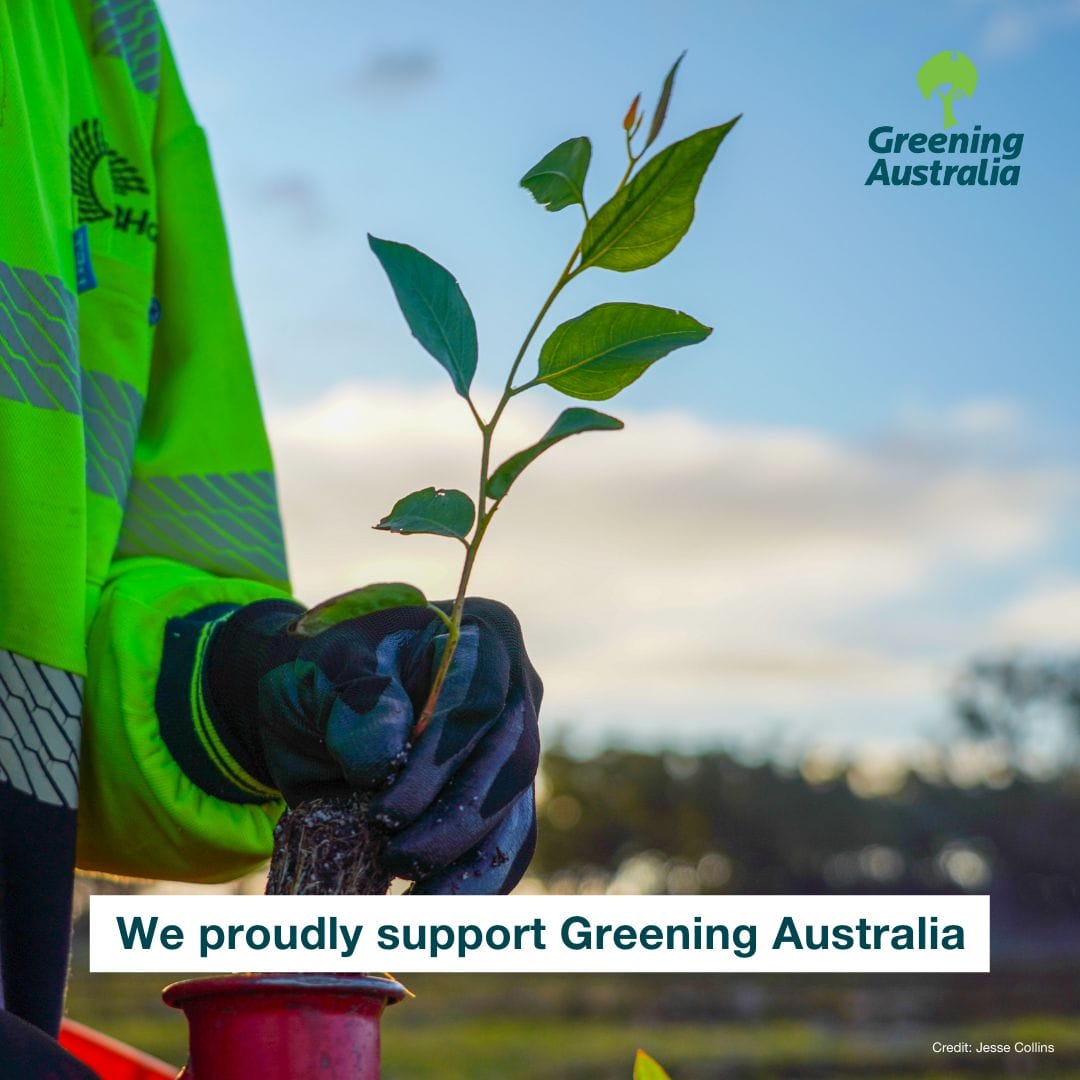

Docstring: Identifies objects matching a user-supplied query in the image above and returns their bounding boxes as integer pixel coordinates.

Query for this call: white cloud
[976,1,1080,57]
[981,8,1040,55]
[991,581,1080,648]
[268,382,1074,745]
[895,399,1022,442]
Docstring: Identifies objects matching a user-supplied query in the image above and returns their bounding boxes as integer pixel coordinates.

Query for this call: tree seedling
[270,55,739,894]
[296,53,739,735]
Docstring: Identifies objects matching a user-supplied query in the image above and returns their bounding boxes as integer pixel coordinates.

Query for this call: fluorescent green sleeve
[76,26,293,881]
[78,561,289,882]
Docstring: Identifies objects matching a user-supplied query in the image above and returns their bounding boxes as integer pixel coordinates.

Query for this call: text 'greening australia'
[866,125,1022,186]
[558,915,962,957]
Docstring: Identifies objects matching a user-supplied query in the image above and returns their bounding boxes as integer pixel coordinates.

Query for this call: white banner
[89,894,989,973]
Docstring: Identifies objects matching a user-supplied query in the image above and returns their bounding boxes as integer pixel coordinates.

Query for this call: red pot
[162,973,405,1079]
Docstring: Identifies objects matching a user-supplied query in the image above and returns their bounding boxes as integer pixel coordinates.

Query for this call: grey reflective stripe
[84,368,145,502]
[0,262,80,413]
[117,471,289,587]
[91,0,162,96]
[0,260,147,506]
[0,651,83,809]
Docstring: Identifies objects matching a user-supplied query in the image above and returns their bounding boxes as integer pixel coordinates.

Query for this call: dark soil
[265,793,392,895]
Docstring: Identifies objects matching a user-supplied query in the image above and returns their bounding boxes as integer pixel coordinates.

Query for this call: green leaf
[520,137,592,213]
[291,583,427,637]
[374,486,476,539]
[580,118,739,272]
[634,1049,671,1080]
[368,236,478,397]
[533,302,710,400]
[644,52,686,150]
[487,407,623,500]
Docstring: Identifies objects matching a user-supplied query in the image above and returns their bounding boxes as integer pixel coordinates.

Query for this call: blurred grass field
[65,965,1080,1078]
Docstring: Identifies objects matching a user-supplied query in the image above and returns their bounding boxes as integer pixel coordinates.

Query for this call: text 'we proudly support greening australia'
[866,124,1023,187]
[115,912,965,962]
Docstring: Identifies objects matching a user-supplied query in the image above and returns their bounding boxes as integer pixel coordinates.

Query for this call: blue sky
[162,0,1079,436]
[160,1,1080,754]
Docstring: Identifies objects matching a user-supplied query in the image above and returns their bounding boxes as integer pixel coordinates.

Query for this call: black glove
[162,597,541,894]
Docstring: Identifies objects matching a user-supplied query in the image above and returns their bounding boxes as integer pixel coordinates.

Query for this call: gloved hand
[163,597,541,894]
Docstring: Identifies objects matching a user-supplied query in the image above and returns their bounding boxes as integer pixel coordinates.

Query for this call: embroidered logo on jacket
[70,119,157,240]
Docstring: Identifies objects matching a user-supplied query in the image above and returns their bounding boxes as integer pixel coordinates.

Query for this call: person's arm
[0,3,278,1034]
[76,30,296,881]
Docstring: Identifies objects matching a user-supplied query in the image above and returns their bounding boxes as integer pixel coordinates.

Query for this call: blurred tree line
[530,654,1080,961]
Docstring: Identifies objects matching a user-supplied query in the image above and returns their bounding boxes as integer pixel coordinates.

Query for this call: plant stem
[466,394,485,432]
[412,142,648,738]
[501,243,582,402]
[412,245,579,735]
[619,126,642,189]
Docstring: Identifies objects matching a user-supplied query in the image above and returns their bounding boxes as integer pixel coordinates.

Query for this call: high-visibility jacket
[0,0,292,884]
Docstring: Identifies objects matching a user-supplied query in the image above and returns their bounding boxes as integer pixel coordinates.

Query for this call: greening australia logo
[865,51,1023,187]
[918,50,977,129]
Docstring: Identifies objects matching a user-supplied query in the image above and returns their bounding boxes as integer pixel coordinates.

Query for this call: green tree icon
[917,50,977,129]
